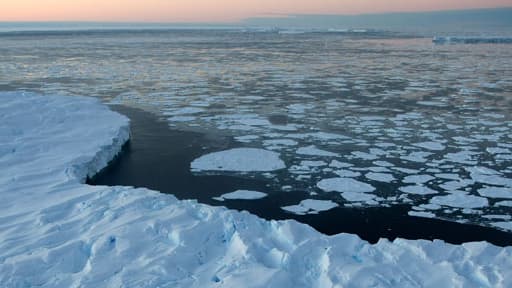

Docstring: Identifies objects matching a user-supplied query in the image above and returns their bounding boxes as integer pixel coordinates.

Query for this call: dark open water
[89,105,512,246]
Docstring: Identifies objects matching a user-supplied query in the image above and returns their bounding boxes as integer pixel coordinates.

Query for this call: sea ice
[191,148,286,172]
[403,175,435,184]
[281,199,338,215]
[216,190,268,200]
[317,178,376,193]
[297,145,339,157]
[365,172,396,183]
[430,194,489,209]
[399,185,438,195]
[341,192,376,202]
[478,187,512,199]
[408,211,436,218]
[413,141,446,151]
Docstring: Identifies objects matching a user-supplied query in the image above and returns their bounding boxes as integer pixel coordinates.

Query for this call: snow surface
[2,92,512,287]
[191,148,286,172]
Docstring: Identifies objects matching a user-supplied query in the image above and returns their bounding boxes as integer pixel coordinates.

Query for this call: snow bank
[1,92,512,288]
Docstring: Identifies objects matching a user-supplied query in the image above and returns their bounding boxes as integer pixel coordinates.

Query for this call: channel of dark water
[88,105,512,247]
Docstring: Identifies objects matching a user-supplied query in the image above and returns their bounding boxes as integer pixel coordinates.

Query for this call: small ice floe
[333,170,361,178]
[439,179,474,191]
[163,107,204,115]
[373,161,395,167]
[483,215,512,221]
[191,148,286,172]
[296,145,339,157]
[495,201,512,207]
[393,167,421,174]
[317,178,375,193]
[263,139,298,147]
[478,187,512,199]
[445,150,479,165]
[403,175,434,184]
[365,172,396,183]
[214,190,268,201]
[329,160,353,168]
[300,160,327,167]
[413,141,446,151]
[399,185,438,195]
[281,199,338,215]
[352,151,379,161]
[408,211,436,218]
[401,151,433,163]
[235,135,260,143]
[487,147,511,154]
[469,168,512,187]
[430,194,489,209]
[168,116,196,122]
[435,173,461,180]
[341,192,377,202]
[491,222,512,231]
[306,132,350,141]
[417,101,445,107]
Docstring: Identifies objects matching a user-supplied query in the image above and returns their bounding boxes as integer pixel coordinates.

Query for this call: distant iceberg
[433,36,512,44]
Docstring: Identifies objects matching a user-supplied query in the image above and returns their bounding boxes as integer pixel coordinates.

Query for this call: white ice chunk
[333,170,361,178]
[403,175,434,184]
[495,201,512,207]
[217,190,268,200]
[191,148,286,172]
[430,194,489,209]
[478,187,512,199]
[329,160,353,168]
[297,145,339,157]
[399,185,438,195]
[342,192,376,202]
[413,141,446,151]
[282,199,338,215]
[408,211,436,218]
[365,172,396,183]
[317,178,375,193]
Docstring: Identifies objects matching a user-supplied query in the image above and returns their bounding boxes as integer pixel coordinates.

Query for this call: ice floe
[317,178,376,193]
[191,148,286,172]
[478,187,512,199]
[365,172,396,183]
[430,194,489,209]
[215,190,268,201]
[296,145,339,157]
[413,141,446,151]
[281,199,338,215]
[399,185,438,195]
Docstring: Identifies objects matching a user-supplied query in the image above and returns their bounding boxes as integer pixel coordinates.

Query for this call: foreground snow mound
[191,148,286,172]
[1,92,512,288]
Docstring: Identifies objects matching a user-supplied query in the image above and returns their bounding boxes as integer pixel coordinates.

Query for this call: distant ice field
[1,30,511,232]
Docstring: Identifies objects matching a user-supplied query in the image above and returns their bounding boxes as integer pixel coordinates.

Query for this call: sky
[1,0,512,22]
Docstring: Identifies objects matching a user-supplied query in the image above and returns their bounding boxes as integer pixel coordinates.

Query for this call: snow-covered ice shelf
[1,92,512,287]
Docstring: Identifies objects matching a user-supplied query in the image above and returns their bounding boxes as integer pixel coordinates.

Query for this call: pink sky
[2,0,511,22]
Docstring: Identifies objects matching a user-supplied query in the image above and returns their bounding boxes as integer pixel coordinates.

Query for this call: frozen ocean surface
[2,92,512,287]
[1,29,512,232]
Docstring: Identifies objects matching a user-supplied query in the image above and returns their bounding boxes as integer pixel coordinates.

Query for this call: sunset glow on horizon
[1,0,511,22]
